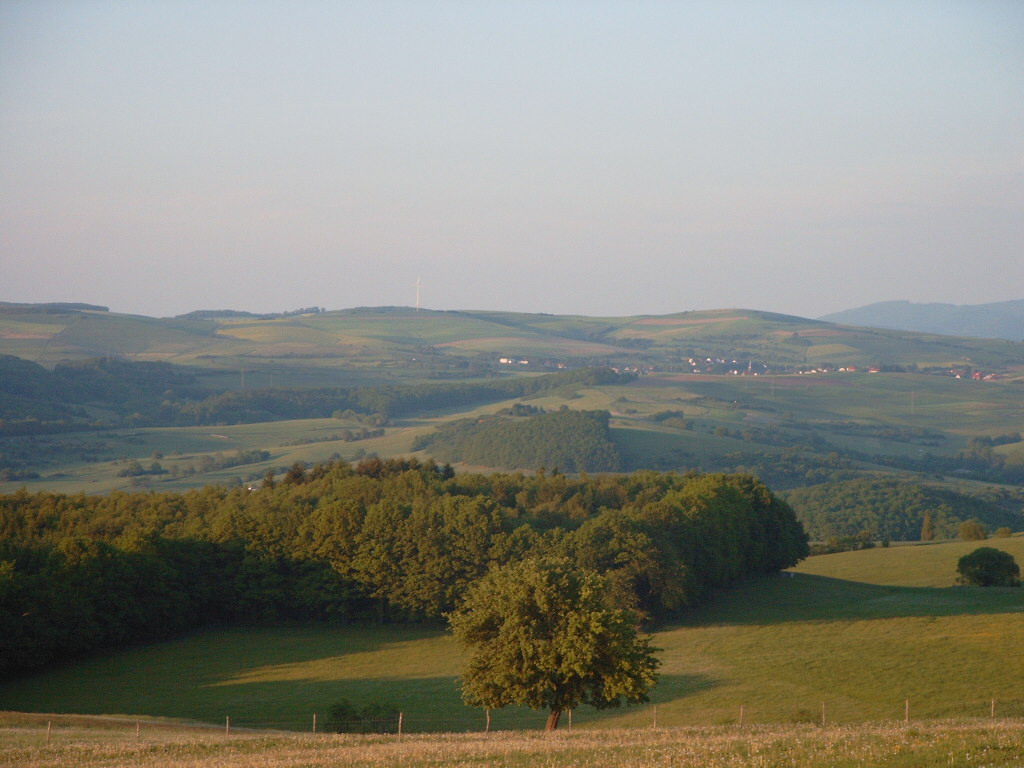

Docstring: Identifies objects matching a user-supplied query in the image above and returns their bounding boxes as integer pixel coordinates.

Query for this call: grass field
[3,715,1023,768]
[793,536,1024,587]
[0,414,442,495]
[3,540,1022,733]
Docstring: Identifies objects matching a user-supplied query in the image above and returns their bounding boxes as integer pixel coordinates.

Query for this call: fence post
[313,713,317,733]
[568,709,573,731]
[397,712,403,736]
[136,720,140,740]
[46,721,51,744]
[652,704,657,729]
[821,702,826,727]
[905,699,909,724]
[485,709,491,733]
[992,698,996,719]
[225,715,230,735]
[739,705,744,727]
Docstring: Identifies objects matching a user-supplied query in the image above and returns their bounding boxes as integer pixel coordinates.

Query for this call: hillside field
[792,535,1024,587]
[2,539,1021,732]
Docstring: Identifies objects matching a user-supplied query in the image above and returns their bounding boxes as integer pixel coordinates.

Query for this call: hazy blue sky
[2,1,1022,319]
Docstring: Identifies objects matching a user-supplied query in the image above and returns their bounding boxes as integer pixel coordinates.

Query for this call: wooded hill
[820,299,1024,341]
[413,409,622,473]
[0,461,808,678]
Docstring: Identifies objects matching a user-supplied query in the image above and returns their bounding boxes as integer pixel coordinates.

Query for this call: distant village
[497,356,1003,380]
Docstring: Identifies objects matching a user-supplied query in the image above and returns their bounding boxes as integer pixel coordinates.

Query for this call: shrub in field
[959,519,988,541]
[956,547,1020,587]
[788,707,820,724]
[325,699,400,733]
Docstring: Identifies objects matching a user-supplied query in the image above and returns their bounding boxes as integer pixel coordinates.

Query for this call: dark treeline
[0,460,807,677]
[783,477,1024,542]
[0,357,627,434]
[413,409,622,472]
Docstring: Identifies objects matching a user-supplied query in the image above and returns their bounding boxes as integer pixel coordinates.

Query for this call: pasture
[2,542,1022,732]
[793,535,1024,587]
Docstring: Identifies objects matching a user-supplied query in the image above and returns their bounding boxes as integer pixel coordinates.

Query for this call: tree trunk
[545,710,562,731]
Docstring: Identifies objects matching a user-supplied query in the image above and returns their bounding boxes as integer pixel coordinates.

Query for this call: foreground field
[2,715,1023,768]
[2,561,1021,731]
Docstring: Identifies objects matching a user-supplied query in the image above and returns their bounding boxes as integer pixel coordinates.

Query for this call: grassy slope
[792,536,1024,587]
[2,541,1022,731]
[0,419,413,495]
[4,306,1023,371]
[0,398,512,495]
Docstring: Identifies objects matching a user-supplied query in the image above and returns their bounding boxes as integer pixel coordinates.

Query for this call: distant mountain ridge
[820,300,1024,341]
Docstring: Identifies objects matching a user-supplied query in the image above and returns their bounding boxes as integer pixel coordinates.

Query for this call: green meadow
[793,535,1024,587]
[2,418,415,495]
[2,539,1021,732]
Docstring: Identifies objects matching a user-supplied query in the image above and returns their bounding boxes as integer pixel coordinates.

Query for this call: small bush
[325,699,400,733]
[995,527,1014,538]
[959,519,988,541]
[788,707,820,724]
[957,547,1020,587]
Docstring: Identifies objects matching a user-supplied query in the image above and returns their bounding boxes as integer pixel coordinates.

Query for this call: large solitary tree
[447,557,660,730]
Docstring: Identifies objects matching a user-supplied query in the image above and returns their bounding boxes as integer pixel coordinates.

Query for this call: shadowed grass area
[0,625,469,730]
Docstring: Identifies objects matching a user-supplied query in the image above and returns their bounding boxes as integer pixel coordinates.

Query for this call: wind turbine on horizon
[415,277,421,311]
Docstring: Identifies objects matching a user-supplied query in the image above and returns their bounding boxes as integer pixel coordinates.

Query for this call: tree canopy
[414,409,622,472]
[447,557,659,730]
[0,460,807,677]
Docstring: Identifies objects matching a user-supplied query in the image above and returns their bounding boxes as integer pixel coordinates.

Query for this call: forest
[782,477,1022,542]
[412,408,622,472]
[0,460,808,678]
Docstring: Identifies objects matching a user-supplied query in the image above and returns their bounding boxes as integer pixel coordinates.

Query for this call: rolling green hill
[3,303,1023,373]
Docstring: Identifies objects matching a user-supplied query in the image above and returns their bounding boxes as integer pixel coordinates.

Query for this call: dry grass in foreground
[2,716,1023,768]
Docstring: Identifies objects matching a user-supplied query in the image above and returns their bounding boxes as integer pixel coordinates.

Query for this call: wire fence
[16,697,1024,740]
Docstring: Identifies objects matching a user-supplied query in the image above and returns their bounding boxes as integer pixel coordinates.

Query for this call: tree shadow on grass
[0,623,455,720]
[200,672,719,733]
[666,572,1024,628]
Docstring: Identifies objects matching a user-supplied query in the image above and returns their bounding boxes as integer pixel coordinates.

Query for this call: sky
[1,1,1022,320]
